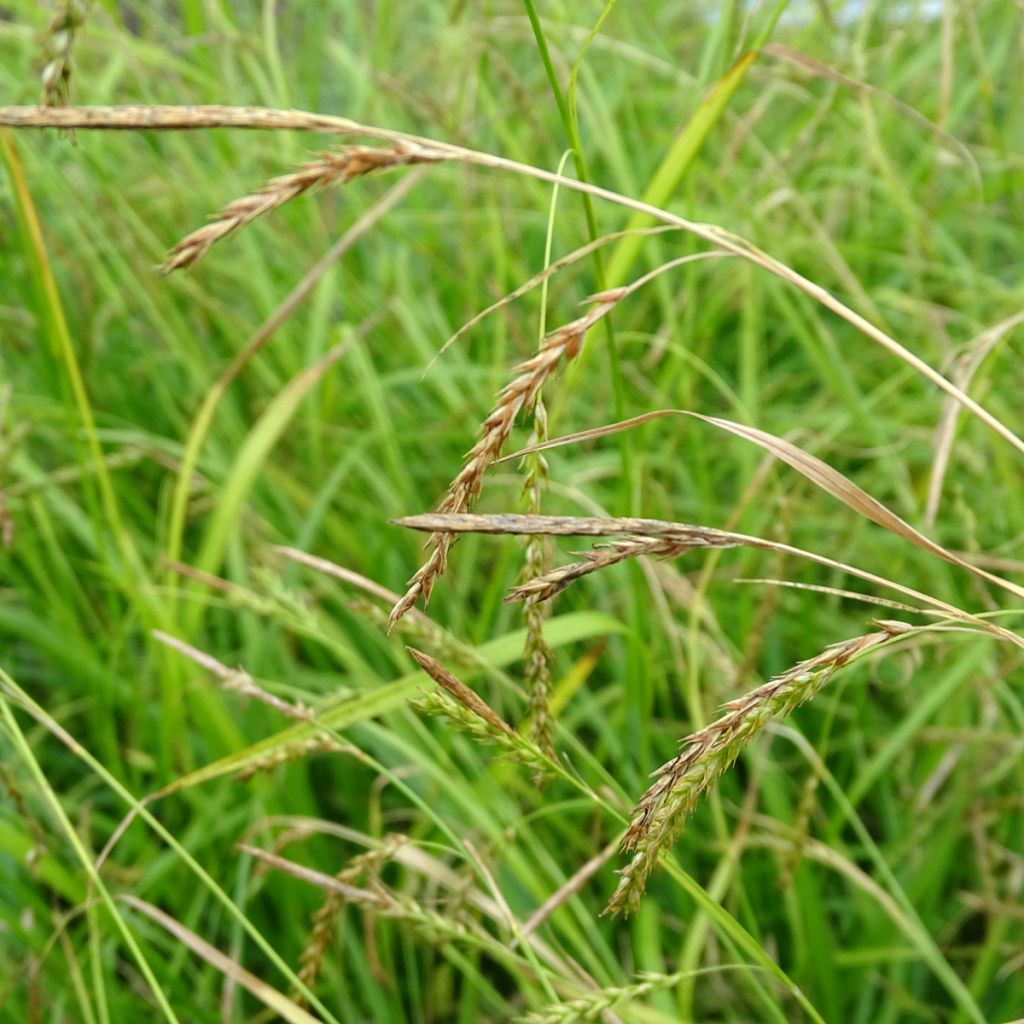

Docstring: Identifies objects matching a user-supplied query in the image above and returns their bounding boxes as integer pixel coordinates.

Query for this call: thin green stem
[0,698,181,1024]
[0,669,344,1024]
[520,0,629,472]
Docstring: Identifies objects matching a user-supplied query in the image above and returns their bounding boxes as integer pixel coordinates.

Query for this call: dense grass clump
[1,2,1023,1022]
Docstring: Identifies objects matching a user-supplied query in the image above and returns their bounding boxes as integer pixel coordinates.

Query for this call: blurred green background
[1,2,1022,1021]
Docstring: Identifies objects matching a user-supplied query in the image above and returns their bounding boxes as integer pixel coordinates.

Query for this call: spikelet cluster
[516,971,691,1024]
[519,398,555,770]
[408,648,555,779]
[389,297,623,628]
[605,622,910,914]
[163,142,444,272]
[37,0,89,107]
[294,835,407,1006]
[508,535,695,603]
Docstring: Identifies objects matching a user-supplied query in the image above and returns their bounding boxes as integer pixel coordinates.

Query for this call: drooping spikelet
[389,294,626,628]
[37,0,90,107]
[162,142,444,272]
[604,622,911,915]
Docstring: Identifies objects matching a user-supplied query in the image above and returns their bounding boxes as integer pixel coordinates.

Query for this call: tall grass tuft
[2,6,1022,1020]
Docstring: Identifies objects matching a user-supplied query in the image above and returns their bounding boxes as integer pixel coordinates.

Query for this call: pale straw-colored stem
[2,104,1020,458]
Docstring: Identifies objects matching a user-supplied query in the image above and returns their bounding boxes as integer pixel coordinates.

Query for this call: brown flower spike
[389,293,626,629]
[162,142,445,272]
[605,621,912,915]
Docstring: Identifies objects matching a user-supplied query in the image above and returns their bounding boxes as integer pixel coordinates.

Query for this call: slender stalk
[520,0,632,504]
[0,699,181,1024]
[0,105,1020,459]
